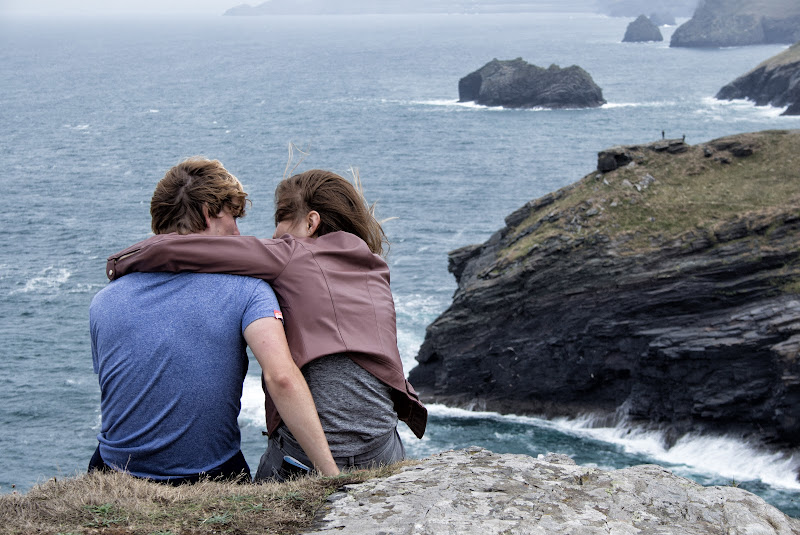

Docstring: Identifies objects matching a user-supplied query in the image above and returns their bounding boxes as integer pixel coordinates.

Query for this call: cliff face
[458,58,606,109]
[670,0,800,47]
[408,130,800,449]
[716,42,800,116]
[310,448,800,534]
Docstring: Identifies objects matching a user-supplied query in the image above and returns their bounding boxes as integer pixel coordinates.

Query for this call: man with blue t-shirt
[89,158,338,483]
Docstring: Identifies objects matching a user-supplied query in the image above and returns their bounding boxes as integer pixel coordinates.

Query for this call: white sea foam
[412,99,506,110]
[239,374,266,428]
[394,293,446,319]
[420,404,800,490]
[12,267,71,295]
[551,415,800,490]
[603,101,676,109]
[698,96,791,120]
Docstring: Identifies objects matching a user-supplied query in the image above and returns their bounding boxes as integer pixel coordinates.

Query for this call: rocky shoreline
[716,42,800,116]
[409,130,800,455]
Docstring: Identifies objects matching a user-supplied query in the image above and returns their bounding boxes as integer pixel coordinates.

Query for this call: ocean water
[1,10,799,515]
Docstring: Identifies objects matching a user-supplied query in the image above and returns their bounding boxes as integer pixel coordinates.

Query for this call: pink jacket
[106,231,427,438]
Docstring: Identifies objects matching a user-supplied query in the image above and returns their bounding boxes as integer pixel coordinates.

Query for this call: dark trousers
[89,445,251,485]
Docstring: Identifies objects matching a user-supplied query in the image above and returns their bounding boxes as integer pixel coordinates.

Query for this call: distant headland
[223,0,598,16]
[671,0,800,47]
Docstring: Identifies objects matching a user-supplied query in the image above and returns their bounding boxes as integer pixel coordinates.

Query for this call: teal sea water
[1,10,799,515]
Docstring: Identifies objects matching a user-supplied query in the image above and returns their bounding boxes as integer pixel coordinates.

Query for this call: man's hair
[150,158,248,235]
[274,169,387,255]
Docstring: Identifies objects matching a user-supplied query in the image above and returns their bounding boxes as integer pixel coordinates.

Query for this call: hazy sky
[0,0,241,15]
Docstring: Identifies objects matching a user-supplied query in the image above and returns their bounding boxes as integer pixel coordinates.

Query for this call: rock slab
[622,15,663,42]
[458,58,606,109]
[307,448,800,534]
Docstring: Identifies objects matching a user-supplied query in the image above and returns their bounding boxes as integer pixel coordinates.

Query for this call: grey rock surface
[307,448,800,534]
[622,15,663,42]
[458,58,606,109]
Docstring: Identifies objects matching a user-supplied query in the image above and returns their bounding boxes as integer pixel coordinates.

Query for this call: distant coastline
[223,0,598,16]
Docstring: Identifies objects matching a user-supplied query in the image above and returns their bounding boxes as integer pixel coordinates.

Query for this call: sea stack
[458,58,606,109]
[622,15,663,42]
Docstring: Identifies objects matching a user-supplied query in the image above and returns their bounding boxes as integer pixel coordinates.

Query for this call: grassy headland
[498,130,800,266]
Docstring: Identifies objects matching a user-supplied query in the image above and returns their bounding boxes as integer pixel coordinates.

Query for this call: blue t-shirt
[90,272,280,479]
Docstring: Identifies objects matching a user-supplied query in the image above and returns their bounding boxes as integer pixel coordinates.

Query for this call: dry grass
[0,463,410,535]
[498,130,800,264]
[760,41,800,70]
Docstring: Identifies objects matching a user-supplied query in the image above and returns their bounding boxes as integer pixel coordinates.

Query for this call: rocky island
[622,15,663,42]
[408,130,800,455]
[716,42,800,116]
[458,58,606,109]
[670,0,800,47]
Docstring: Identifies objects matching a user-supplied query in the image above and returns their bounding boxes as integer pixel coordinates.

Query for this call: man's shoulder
[94,272,271,299]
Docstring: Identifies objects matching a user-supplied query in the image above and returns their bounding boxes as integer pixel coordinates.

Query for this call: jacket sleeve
[105,233,294,282]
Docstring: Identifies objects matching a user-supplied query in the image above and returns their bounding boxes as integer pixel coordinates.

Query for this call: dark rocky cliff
[409,130,800,451]
[458,58,605,109]
[670,0,800,47]
[716,42,800,116]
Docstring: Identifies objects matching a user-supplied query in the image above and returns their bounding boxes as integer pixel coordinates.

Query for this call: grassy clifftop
[758,41,800,70]
[498,130,800,266]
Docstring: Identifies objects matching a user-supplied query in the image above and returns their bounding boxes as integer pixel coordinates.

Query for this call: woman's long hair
[274,169,388,256]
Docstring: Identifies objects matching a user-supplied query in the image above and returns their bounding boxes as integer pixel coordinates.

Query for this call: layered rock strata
[716,42,800,116]
[409,130,800,451]
[308,448,800,534]
[670,0,800,47]
[458,58,606,109]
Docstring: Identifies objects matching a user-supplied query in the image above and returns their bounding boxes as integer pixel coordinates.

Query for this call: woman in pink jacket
[107,169,427,482]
